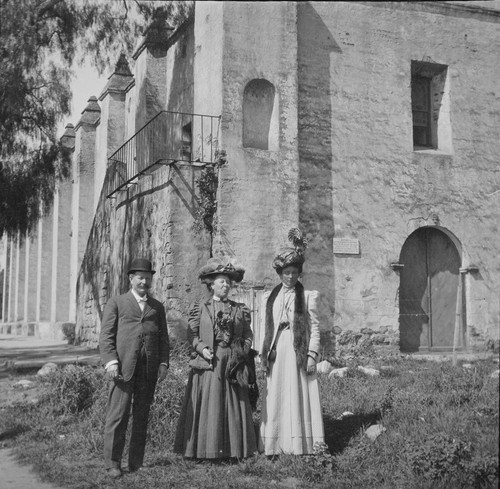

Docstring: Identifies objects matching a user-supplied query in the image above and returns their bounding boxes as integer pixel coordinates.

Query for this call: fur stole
[261,281,309,370]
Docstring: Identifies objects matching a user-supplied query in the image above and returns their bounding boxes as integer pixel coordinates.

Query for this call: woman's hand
[306,356,316,375]
[202,347,214,361]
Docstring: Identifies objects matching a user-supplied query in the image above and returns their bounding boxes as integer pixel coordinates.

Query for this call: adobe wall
[218,1,300,283]
[298,1,500,350]
[76,23,209,346]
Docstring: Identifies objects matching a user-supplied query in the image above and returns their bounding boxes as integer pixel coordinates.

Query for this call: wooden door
[229,287,266,353]
[399,227,461,352]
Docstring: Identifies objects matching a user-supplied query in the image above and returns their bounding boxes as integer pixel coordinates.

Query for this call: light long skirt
[174,345,258,459]
[260,330,325,455]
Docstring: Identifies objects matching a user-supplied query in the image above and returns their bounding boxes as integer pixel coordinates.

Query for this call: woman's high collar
[213,295,228,302]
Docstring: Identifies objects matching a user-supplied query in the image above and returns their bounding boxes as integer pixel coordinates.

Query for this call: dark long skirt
[174,345,258,459]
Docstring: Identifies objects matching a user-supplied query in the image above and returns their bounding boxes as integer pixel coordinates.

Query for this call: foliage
[403,432,498,486]
[0,0,193,238]
[194,165,219,246]
[0,354,498,489]
[39,364,106,415]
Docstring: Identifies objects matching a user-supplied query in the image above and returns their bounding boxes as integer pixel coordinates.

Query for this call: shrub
[403,432,498,486]
[39,364,105,415]
[146,354,192,449]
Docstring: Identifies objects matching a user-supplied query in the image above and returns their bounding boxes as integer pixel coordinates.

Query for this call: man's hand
[158,364,169,382]
[106,363,120,380]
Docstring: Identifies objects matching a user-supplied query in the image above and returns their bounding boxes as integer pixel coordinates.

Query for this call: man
[99,258,169,478]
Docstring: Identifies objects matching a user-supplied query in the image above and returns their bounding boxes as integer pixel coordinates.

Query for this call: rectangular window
[412,76,431,147]
[411,61,449,151]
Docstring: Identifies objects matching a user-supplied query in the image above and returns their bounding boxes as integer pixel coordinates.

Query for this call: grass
[0,347,498,489]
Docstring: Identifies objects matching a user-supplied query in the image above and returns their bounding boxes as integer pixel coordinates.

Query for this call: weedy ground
[0,344,498,489]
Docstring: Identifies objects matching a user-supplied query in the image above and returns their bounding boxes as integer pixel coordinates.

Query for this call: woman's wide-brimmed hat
[272,228,308,271]
[128,258,156,275]
[198,258,245,283]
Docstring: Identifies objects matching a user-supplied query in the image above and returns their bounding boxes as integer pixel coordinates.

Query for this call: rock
[371,334,387,344]
[379,365,396,375]
[490,369,499,379]
[329,367,349,378]
[365,424,386,441]
[15,379,34,389]
[37,362,58,377]
[357,366,380,376]
[462,363,474,369]
[336,411,354,420]
[280,477,301,488]
[316,360,333,374]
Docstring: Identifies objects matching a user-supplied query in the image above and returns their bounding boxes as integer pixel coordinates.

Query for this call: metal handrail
[106,111,221,199]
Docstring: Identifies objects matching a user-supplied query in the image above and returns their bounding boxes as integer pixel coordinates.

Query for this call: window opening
[411,61,449,151]
[181,122,192,160]
[243,79,276,150]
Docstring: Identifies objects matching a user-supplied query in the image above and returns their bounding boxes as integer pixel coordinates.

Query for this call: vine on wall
[194,149,226,257]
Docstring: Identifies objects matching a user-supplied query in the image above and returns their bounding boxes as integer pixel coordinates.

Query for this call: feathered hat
[198,257,245,284]
[272,228,308,272]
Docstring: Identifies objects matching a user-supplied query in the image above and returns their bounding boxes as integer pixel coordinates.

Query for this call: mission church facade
[2,2,499,355]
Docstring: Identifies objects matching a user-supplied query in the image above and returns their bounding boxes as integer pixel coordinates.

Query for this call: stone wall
[70,1,500,354]
[298,1,500,350]
[217,2,301,279]
[76,21,210,346]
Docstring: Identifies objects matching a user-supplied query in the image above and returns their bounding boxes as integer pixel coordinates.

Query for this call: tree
[0,0,193,239]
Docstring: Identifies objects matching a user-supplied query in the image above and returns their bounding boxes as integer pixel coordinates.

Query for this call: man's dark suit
[99,290,169,470]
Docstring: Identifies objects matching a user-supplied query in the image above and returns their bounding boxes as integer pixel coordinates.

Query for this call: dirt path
[0,368,63,488]
[0,449,63,489]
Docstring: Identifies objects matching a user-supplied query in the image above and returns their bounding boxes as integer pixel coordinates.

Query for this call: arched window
[243,79,277,150]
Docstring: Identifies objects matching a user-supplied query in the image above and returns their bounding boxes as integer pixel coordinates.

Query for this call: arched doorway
[399,227,462,352]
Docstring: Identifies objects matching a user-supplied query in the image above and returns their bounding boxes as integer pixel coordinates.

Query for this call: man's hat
[128,258,156,275]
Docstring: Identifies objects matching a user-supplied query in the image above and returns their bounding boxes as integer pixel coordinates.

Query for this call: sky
[59,61,106,136]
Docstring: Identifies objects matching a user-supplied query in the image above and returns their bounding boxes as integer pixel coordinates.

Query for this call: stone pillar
[13,232,20,322]
[69,98,100,323]
[15,231,26,323]
[26,231,38,323]
[8,235,15,323]
[1,235,8,324]
[38,209,54,327]
[23,230,29,323]
[96,54,134,205]
[35,219,42,324]
[50,124,76,325]
[133,20,173,130]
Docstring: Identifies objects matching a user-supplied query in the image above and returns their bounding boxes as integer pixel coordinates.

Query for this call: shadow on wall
[297,3,341,353]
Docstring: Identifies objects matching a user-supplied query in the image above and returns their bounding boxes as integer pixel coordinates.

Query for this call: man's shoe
[127,465,144,473]
[107,467,123,479]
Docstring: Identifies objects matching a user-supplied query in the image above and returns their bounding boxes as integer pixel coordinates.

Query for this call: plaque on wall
[333,238,360,255]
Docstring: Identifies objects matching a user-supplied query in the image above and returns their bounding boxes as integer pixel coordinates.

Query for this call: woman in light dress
[260,229,325,455]
[174,258,258,459]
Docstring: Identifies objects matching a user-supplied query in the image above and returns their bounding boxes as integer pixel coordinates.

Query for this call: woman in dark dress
[174,258,258,459]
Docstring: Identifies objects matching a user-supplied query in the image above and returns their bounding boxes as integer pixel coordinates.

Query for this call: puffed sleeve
[259,290,272,353]
[306,290,321,359]
[188,302,209,355]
